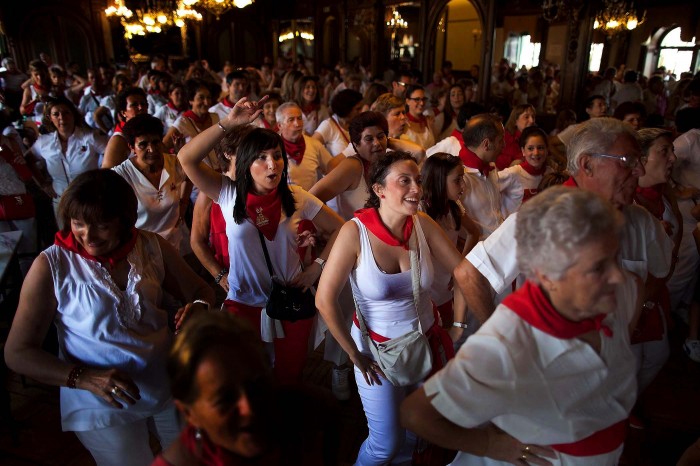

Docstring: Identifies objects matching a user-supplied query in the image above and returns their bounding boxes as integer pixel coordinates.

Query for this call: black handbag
[258,230,316,322]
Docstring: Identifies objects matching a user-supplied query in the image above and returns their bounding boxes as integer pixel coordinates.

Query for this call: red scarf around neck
[302,102,318,114]
[354,207,414,250]
[503,280,613,339]
[563,176,578,188]
[407,112,427,126]
[221,96,235,108]
[113,120,126,134]
[460,145,493,177]
[246,188,282,240]
[54,228,139,269]
[282,136,306,165]
[148,88,162,96]
[183,110,211,128]
[166,101,185,112]
[261,118,278,132]
[520,159,546,176]
[635,184,665,220]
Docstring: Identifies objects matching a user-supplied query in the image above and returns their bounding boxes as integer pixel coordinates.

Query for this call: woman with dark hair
[164,79,221,170]
[497,126,551,217]
[178,97,344,385]
[433,84,465,142]
[313,88,364,156]
[154,82,187,131]
[316,151,465,465]
[21,59,53,126]
[613,101,646,131]
[404,84,436,149]
[102,87,149,168]
[154,311,340,466]
[26,95,107,222]
[5,169,214,466]
[496,103,536,170]
[420,153,479,334]
[112,114,191,254]
[190,125,253,295]
[295,75,329,136]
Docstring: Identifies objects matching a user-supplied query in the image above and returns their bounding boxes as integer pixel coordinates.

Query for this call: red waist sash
[551,419,626,456]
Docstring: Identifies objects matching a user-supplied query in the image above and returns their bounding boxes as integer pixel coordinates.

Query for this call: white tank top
[349,216,435,353]
[43,231,173,431]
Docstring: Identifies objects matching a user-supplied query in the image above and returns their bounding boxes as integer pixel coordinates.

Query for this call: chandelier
[593,0,645,35]
[105,0,202,39]
[386,8,408,29]
[183,0,253,20]
[541,0,584,23]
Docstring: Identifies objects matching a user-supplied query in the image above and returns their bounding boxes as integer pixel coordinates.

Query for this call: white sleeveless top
[43,231,173,431]
[349,216,435,354]
[334,155,370,220]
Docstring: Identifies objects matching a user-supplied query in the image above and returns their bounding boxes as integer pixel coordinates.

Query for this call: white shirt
[302,105,329,136]
[147,93,168,115]
[404,123,435,149]
[44,231,173,431]
[467,203,673,302]
[286,134,334,191]
[425,273,638,466]
[112,154,186,252]
[673,129,700,190]
[172,113,221,171]
[349,217,435,353]
[208,100,234,122]
[31,126,107,197]
[154,104,183,131]
[217,180,323,307]
[497,164,547,217]
[315,115,351,156]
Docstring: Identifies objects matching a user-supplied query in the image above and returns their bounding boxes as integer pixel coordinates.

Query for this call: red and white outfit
[314,115,351,156]
[301,103,329,136]
[216,180,323,384]
[112,153,189,254]
[154,102,185,131]
[497,162,548,217]
[283,134,334,192]
[428,133,503,238]
[208,97,235,122]
[425,276,639,466]
[404,114,435,149]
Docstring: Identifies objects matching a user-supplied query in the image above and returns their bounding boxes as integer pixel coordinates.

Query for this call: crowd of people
[1,51,700,465]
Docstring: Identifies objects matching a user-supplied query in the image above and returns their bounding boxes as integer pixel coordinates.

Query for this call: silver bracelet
[452,322,468,329]
[217,121,227,133]
[193,299,211,312]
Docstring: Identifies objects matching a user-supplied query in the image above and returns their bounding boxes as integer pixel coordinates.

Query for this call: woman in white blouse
[402,187,642,466]
[313,89,363,156]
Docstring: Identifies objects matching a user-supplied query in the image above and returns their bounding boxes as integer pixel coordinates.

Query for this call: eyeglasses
[407,97,428,102]
[590,153,641,169]
[135,139,162,150]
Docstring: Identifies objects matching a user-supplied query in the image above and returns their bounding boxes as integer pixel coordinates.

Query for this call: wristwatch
[452,322,469,329]
[314,257,327,270]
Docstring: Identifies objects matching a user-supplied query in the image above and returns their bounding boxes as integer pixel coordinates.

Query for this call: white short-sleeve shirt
[315,115,351,156]
[216,180,323,306]
[286,134,333,191]
[424,273,639,466]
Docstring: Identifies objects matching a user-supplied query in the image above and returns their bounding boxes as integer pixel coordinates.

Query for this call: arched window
[657,27,698,76]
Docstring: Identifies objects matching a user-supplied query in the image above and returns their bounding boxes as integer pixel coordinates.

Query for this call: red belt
[551,419,626,456]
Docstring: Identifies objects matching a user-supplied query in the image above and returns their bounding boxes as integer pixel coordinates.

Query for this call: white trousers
[75,404,181,466]
[353,366,416,466]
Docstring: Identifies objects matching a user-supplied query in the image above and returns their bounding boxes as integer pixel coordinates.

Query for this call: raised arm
[101,135,130,168]
[308,157,362,203]
[178,96,264,201]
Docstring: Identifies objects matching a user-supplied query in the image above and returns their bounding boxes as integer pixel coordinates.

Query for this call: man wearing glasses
[391,72,413,99]
[452,117,672,345]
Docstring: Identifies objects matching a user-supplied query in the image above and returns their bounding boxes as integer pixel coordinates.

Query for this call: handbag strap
[355,215,425,340]
[257,229,275,279]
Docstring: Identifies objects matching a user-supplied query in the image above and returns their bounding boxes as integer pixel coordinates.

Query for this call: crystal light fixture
[593,0,645,35]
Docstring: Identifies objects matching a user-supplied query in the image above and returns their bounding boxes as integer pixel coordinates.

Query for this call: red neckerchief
[302,102,318,114]
[261,118,278,132]
[54,228,139,269]
[148,89,162,96]
[221,96,235,108]
[282,136,306,165]
[563,176,578,187]
[354,207,414,250]
[33,83,47,93]
[520,159,546,176]
[166,101,185,112]
[635,184,664,220]
[183,110,211,128]
[407,112,427,126]
[246,188,282,240]
[503,280,613,338]
[113,121,126,134]
[460,145,493,177]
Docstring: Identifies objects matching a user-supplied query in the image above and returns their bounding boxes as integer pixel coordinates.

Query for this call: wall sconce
[472,28,482,44]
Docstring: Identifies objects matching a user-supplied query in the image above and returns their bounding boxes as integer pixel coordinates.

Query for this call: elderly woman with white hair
[402,186,643,466]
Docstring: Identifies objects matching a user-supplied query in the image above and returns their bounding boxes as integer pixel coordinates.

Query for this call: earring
[194,427,203,441]
[380,194,385,198]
